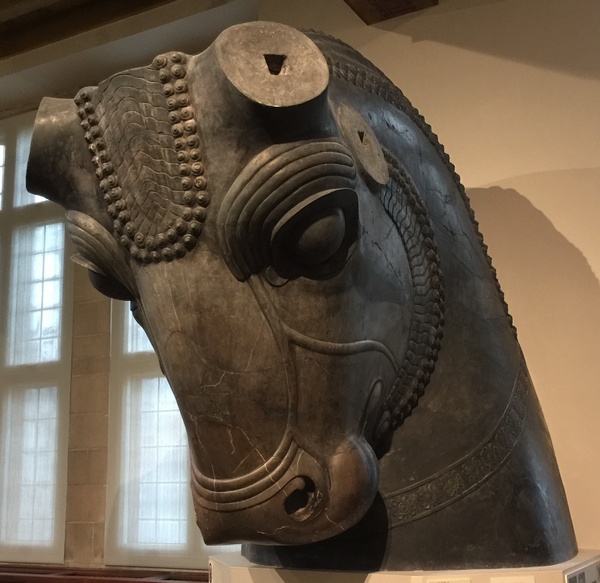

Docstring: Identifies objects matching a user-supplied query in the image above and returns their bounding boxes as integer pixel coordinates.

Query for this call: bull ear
[27,96,112,231]
[66,210,138,301]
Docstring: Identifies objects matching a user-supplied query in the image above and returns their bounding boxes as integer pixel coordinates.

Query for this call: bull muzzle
[191,434,378,545]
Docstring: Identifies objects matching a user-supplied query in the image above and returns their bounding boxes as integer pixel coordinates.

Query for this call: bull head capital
[27,20,576,571]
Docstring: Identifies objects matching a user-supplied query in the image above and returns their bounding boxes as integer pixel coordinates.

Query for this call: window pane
[124,308,154,354]
[119,376,189,550]
[13,128,45,208]
[7,222,65,365]
[0,387,58,547]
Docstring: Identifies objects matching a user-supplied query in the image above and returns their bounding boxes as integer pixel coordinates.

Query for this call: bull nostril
[284,476,317,521]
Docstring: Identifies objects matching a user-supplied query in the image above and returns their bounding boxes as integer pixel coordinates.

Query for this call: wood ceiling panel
[0,0,441,59]
[0,0,175,59]
[344,0,439,24]
[0,0,66,23]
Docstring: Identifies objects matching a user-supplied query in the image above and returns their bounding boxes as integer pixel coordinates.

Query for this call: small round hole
[284,476,317,520]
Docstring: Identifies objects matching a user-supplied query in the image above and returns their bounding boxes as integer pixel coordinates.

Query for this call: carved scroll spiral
[217,139,357,281]
[74,51,209,264]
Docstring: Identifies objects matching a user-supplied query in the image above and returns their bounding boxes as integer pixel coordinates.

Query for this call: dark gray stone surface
[27,21,577,571]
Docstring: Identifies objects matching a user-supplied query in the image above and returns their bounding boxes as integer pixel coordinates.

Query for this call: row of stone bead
[149,51,211,262]
[153,54,209,202]
[75,87,129,236]
[74,56,209,264]
[75,86,183,263]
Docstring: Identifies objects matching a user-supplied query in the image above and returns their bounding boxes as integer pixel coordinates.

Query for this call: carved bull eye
[291,207,346,267]
[270,188,358,280]
[218,140,357,281]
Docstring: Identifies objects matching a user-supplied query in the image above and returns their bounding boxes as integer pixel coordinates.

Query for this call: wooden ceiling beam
[0,0,67,23]
[344,0,439,24]
[0,0,175,59]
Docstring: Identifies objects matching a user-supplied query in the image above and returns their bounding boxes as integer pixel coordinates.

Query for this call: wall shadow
[376,0,600,80]
[467,186,600,546]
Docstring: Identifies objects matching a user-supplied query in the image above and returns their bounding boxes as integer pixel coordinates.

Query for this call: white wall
[260,0,600,550]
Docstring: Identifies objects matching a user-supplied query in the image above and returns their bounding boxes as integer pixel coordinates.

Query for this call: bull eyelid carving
[283,206,347,266]
[217,139,358,281]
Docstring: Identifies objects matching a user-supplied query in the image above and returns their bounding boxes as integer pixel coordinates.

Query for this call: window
[1,386,59,547]
[8,222,64,366]
[106,302,237,568]
[118,375,189,551]
[0,112,72,563]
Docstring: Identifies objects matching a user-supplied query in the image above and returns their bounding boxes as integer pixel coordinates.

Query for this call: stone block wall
[64,265,111,566]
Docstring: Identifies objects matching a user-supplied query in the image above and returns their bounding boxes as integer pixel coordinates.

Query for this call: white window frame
[0,111,73,563]
[105,300,236,569]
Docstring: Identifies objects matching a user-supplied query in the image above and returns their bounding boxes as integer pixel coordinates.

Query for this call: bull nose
[282,475,319,521]
[193,436,379,545]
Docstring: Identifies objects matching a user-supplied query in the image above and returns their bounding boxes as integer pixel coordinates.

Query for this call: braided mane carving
[378,150,444,435]
[74,52,210,264]
[307,31,515,336]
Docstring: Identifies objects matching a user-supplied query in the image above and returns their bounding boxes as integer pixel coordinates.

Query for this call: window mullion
[1,129,17,212]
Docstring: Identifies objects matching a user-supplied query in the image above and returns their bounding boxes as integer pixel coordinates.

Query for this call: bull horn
[27,96,110,230]
[214,22,331,140]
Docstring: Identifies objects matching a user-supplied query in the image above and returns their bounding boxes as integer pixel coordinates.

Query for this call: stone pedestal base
[209,550,600,583]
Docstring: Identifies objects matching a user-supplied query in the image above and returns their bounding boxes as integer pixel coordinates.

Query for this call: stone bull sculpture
[27,22,576,570]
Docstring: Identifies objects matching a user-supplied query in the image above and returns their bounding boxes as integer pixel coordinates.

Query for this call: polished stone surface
[27,21,577,570]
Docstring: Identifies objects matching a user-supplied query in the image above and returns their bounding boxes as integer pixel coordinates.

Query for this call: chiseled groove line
[190,276,300,504]
[190,440,299,508]
[282,323,401,375]
[384,365,529,526]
